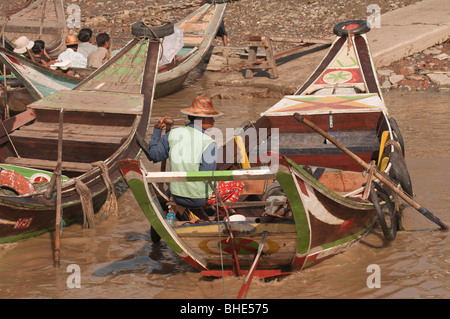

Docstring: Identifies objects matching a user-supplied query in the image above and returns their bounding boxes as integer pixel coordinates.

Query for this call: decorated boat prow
[119,21,420,287]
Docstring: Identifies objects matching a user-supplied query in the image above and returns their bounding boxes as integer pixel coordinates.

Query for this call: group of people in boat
[11,28,111,73]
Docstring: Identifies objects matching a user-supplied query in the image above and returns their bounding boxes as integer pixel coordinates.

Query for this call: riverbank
[2,1,448,95]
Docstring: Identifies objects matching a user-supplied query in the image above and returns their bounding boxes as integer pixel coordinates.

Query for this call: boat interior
[0,91,142,176]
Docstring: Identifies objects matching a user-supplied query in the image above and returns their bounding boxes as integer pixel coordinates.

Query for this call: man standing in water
[149,96,242,213]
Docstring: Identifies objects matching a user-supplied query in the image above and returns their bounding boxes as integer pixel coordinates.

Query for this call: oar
[237,231,268,299]
[54,109,64,267]
[160,117,174,172]
[293,113,448,231]
[135,132,152,161]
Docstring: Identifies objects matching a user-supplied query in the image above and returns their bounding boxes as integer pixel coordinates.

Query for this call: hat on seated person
[13,36,34,54]
[65,34,80,46]
[180,96,223,117]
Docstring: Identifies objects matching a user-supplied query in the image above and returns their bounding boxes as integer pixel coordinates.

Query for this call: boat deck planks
[27,90,144,114]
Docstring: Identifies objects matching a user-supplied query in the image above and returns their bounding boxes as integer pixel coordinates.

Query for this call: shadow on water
[92,230,194,277]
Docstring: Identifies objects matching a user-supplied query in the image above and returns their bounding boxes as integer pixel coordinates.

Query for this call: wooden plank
[18,121,131,138]
[0,109,37,145]
[269,36,332,45]
[28,90,144,114]
[4,157,92,172]
[144,167,275,183]
[182,36,203,46]
[10,128,125,145]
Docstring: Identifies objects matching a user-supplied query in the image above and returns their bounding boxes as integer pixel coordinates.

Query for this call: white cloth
[77,42,97,58]
[57,48,88,68]
[160,26,184,66]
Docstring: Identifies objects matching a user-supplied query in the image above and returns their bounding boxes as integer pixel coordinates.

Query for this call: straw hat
[65,34,80,46]
[180,96,223,117]
[13,36,34,54]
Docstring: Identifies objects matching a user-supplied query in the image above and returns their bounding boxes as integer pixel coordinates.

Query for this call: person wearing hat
[56,34,87,68]
[13,36,34,58]
[149,96,243,212]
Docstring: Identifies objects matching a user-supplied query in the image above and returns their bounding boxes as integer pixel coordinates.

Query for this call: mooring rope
[93,161,118,220]
[74,178,95,229]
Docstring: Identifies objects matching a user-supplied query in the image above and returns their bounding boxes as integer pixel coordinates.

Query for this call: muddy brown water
[0,86,448,300]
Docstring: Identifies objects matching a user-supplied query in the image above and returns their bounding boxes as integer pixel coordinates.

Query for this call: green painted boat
[0,36,161,244]
[119,21,411,279]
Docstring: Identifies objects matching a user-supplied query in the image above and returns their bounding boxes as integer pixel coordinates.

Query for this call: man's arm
[148,128,170,162]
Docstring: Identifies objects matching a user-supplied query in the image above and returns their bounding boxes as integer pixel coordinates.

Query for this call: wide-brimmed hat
[65,34,80,46]
[180,96,223,117]
[13,36,34,54]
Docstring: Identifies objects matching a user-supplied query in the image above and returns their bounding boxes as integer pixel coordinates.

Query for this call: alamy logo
[66,4,81,29]
[169,121,280,173]
[66,264,81,289]
[367,4,381,29]
[366,264,381,288]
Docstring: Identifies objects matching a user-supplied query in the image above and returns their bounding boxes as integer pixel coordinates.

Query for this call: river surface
[0,85,448,300]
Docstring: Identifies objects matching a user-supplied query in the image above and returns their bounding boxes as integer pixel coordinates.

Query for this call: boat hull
[0,39,161,243]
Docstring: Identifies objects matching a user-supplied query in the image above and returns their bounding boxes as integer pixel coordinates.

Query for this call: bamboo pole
[293,113,448,231]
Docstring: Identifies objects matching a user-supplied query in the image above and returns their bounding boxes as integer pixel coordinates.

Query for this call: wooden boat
[121,20,412,280]
[0,47,88,101]
[0,36,161,244]
[0,0,68,58]
[153,1,228,98]
[1,2,228,102]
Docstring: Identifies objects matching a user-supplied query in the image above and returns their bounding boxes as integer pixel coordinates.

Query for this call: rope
[93,161,118,220]
[74,178,95,229]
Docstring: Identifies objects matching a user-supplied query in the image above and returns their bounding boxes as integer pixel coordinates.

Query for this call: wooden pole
[237,231,268,299]
[160,117,174,171]
[159,117,173,189]
[54,109,64,267]
[293,113,448,231]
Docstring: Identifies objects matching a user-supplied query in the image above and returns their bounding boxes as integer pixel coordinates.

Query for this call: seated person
[149,96,243,213]
[57,34,87,68]
[13,36,34,58]
[77,28,97,58]
[87,33,111,68]
[31,40,56,67]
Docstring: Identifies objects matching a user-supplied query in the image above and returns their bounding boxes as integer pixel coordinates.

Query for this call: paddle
[135,132,152,161]
[54,109,64,267]
[135,117,174,163]
[160,117,174,172]
[293,113,448,231]
[237,231,268,299]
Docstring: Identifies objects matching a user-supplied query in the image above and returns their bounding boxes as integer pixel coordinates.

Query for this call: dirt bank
[2,0,448,92]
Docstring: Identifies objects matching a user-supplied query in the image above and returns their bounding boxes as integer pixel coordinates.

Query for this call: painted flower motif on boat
[317,68,363,85]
